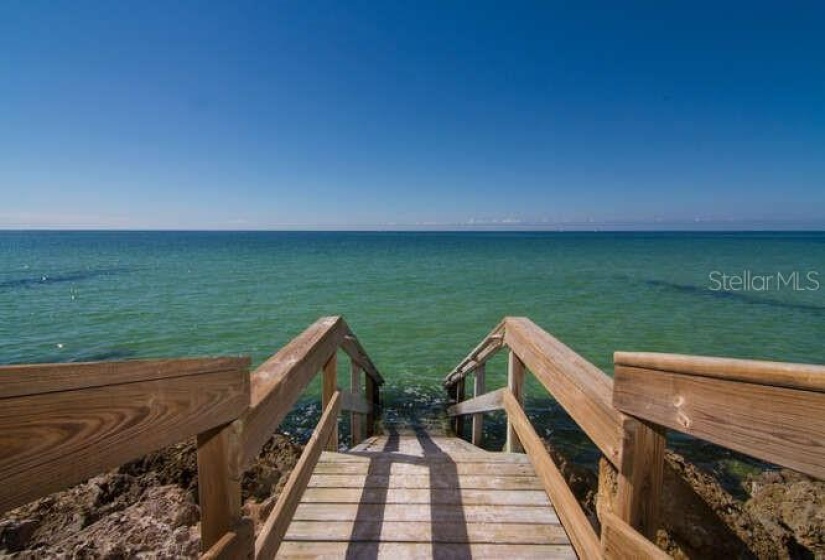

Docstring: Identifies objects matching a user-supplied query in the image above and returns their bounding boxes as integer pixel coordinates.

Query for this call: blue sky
[1,1,823,230]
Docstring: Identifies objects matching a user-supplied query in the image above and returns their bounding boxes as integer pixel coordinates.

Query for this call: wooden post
[197,423,250,554]
[506,350,525,453]
[350,359,363,446]
[454,377,466,437]
[615,417,666,540]
[365,375,375,437]
[322,353,338,451]
[472,364,485,446]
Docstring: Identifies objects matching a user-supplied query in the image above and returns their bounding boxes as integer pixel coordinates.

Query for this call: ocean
[2,231,823,483]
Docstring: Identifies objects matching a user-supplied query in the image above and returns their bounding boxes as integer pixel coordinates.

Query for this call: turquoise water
[2,231,823,477]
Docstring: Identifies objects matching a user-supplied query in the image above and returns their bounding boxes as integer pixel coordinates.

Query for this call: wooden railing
[0,316,383,560]
[445,317,825,559]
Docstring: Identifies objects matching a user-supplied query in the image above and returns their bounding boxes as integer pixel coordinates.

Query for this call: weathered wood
[504,317,624,466]
[614,351,825,393]
[615,416,666,540]
[0,357,250,399]
[601,511,670,560]
[293,503,559,524]
[614,364,825,479]
[341,389,371,415]
[454,377,466,437]
[313,461,536,476]
[447,387,504,417]
[322,354,338,452]
[237,317,344,468]
[472,364,486,446]
[284,520,570,544]
[350,359,363,445]
[307,473,543,490]
[0,367,249,515]
[301,487,552,506]
[277,542,577,559]
[444,320,506,386]
[506,350,525,453]
[197,422,244,552]
[340,331,384,384]
[503,390,602,560]
[199,518,253,560]
[255,391,341,559]
[365,374,377,437]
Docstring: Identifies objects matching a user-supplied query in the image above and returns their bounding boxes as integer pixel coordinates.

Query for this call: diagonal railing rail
[445,317,825,559]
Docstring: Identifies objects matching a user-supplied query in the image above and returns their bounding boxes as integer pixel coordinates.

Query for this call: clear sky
[1,1,823,230]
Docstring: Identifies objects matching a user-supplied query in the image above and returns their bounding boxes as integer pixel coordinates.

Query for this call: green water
[2,231,823,480]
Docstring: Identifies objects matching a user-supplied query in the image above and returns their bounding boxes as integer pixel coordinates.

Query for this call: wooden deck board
[276,433,575,558]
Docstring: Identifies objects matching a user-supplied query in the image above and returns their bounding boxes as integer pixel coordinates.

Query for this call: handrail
[199,316,383,557]
[0,357,250,515]
[443,319,505,386]
[255,391,342,558]
[502,389,601,559]
[614,352,825,479]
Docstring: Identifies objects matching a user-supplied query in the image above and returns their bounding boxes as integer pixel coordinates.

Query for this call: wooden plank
[444,319,506,386]
[312,461,536,476]
[277,541,576,559]
[237,317,344,468]
[292,503,559,524]
[615,416,665,540]
[197,423,244,552]
[473,364,486,446]
[340,330,384,385]
[614,351,825,393]
[503,389,601,560]
[350,359,363,445]
[0,356,250,399]
[284,520,570,544]
[504,317,624,467]
[614,365,825,479]
[507,350,525,453]
[301,487,552,506]
[255,391,341,559]
[328,452,533,464]
[601,511,670,560]
[341,389,371,415]
[306,473,543,490]
[200,518,253,560]
[0,368,249,515]
[322,354,338,452]
[447,387,504,417]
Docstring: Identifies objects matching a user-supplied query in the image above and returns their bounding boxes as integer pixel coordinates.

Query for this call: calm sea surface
[2,231,823,480]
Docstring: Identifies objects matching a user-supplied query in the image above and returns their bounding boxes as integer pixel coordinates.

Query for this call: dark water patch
[0,267,131,290]
[644,279,825,313]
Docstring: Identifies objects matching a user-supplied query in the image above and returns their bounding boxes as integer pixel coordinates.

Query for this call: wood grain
[473,364,486,446]
[614,365,825,479]
[197,423,245,552]
[322,354,338,452]
[503,389,601,560]
[507,350,525,453]
[504,317,624,466]
[444,320,506,386]
[615,416,665,540]
[614,351,825,393]
[447,387,504,417]
[601,511,670,560]
[0,356,249,399]
[350,359,363,445]
[237,317,344,467]
[255,391,341,559]
[0,367,248,515]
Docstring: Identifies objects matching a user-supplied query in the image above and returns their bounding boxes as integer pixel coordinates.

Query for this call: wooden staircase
[277,427,576,559]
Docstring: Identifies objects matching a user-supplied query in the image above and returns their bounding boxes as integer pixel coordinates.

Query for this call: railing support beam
[350,359,363,446]
[322,353,338,451]
[472,364,485,446]
[506,350,525,452]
